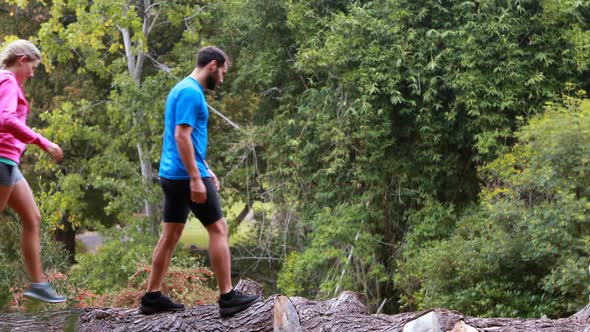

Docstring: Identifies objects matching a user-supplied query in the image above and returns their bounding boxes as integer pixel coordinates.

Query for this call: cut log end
[273,295,301,332]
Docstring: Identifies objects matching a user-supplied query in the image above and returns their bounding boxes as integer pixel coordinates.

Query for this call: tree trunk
[54,216,76,265]
[74,300,590,332]
[137,141,158,233]
[3,280,590,331]
[120,6,158,233]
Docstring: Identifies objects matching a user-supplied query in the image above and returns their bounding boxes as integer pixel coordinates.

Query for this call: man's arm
[175,124,207,203]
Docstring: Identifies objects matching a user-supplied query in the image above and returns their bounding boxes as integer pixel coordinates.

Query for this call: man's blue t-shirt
[159,77,210,180]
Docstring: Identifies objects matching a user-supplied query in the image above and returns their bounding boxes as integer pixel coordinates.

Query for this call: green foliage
[397,95,590,318]
[0,210,70,276]
[197,0,590,315]
[76,263,216,308]
[69,217,211,295]
[68,219,157,294]
[278,203,390,307]
[0,251,16,310]
[3,0,590,318]
[115,262,216,307]
[403,200,458,251]
[29,0,219,234]
[0,211,71,312]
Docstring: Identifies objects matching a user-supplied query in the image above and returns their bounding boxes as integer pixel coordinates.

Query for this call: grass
[178,218,253,249]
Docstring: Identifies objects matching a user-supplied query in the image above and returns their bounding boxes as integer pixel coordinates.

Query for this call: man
[139,46,260,317]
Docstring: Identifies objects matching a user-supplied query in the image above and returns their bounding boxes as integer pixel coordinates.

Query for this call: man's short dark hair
[197,46,230,68]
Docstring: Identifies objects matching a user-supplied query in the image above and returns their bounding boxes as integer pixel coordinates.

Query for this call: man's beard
[206,74,217,90]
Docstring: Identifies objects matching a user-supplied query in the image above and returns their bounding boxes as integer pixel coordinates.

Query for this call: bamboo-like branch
[117,24,136,75]
[208,104,241,130]
[146,9,160,36]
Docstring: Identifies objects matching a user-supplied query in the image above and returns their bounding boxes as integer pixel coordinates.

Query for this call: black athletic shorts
[160,177,223,226]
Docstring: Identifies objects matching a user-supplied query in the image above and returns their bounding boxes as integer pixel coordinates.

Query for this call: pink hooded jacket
[0,70,50,164]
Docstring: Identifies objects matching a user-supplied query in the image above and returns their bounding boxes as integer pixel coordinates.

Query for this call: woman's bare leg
[0,184,14,212]
[8,179,44,283]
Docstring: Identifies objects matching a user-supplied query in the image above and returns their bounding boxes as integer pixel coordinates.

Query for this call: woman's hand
[46,142,64,162]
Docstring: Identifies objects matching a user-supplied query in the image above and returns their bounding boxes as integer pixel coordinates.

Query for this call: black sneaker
[139,292,185,315]
[218,289,261,317]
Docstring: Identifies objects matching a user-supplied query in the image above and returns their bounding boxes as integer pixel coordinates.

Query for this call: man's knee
[161,223,185,244]
[206,218,228,237]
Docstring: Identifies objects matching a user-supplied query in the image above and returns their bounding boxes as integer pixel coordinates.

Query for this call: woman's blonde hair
[0,39,41,69]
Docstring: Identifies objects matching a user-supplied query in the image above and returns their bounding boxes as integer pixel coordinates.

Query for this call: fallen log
[0,309,78,332]
[1,279,590,331]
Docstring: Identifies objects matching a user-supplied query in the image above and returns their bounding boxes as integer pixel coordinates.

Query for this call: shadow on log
[2,279,590,331]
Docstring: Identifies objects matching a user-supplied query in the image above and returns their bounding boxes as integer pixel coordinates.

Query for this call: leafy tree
[212,0,590,313]
[3,0,590,317]
[36,0,216,233]
[397,94,590,318]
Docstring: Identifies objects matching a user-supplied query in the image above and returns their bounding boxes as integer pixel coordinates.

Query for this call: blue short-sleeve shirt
[159,77,210,179]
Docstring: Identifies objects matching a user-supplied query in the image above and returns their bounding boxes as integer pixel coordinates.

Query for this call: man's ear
[208,60,218,72]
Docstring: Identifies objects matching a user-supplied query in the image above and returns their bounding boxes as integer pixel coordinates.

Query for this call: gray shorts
[0,162,23,186]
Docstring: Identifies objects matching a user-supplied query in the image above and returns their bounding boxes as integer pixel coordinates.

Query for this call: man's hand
[46,142,64,162]
[190,177,207,203]
[209,169,220,191]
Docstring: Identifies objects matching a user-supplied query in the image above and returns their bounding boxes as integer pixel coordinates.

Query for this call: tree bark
[0,309,78,332]
[3,280,590,331]
[73,301,590,332]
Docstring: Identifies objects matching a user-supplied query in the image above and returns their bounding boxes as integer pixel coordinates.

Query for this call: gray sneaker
[23,283,66,303]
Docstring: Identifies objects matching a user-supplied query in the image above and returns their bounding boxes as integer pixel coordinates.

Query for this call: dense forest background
[1,0,590,319]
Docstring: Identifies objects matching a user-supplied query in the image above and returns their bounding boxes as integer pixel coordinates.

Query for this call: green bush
[397,95,590,318]
[0,252,16,310]
[0,209,70,312]
[70,218,208,295]
[277,203,389,308]
[69,221,156,294]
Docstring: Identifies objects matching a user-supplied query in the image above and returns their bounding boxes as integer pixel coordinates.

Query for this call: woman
[0,39,65,303]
